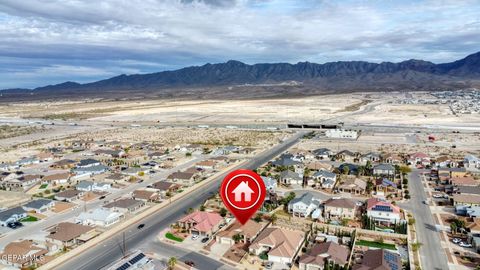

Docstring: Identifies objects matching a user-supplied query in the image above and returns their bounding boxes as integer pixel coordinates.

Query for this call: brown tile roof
[55,189,82,199]
[105,173,128,180]
[324,198,356,209]
[250,227,304,259]
[152,181,179,191]
[104,198,144,210]
[46,222,94,242]
[196,160,216,167]
[178,211,223,233]
[167,171,195,180]
[132,190,159,201]
[216,220,265,240]
[43,172,70,182]
[453,194,480,204]
[299,242,349,266]
[0,240,48,265]
[451,176,477,186]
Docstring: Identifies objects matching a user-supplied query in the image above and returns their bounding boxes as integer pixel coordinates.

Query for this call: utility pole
[122,231,126,257]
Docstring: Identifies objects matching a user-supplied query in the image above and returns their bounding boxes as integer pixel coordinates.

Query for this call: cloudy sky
[0,0,479,89]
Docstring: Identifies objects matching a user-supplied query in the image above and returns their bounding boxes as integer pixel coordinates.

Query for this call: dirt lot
[0,190,31,209]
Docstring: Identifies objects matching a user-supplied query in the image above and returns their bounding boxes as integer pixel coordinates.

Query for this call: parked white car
[191,234,199,240]
[459,242,472,248]
[452,238,462,244]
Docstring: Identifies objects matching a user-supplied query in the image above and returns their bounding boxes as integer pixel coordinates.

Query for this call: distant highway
[53,131,306,270]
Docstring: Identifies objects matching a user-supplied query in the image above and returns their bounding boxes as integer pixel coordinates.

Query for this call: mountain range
[2,51,480,101]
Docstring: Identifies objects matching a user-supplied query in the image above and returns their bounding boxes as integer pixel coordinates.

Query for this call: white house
[75,208,124,227]
[312,148,332,160]
[0,207,27,226]
[280,170,303,186]
[464,155,480,170]
[232,181,254,202]
[373,163,395,176]
[366,198,403,224]
[288,193,321,217]
[76,181,112,192]
[261,176,277,192]
[312,170,337,189]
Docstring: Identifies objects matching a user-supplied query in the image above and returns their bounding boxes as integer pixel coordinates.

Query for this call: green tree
[411,242,422,252]
[357,166,366,176]
[399,165,412,174]
[270,213,278,225]
[254,213,263,222]
[450,222,458,235]
[408,218,416,226]
[342,166,350,175]
[232,233,243,243]
[219,207,227,217]
[167,257,177,270]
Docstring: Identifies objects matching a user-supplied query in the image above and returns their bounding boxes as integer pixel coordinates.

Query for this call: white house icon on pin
[232,181,255,202]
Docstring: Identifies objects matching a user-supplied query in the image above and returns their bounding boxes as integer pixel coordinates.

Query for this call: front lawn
[20,216,39,222]
[39,184,48,189]
[165,232,184,242]
[356,240,396,250]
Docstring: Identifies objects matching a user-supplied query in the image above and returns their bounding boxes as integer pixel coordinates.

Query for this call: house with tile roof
[337,178,367,195]
[408,152,430,166]
[450,176,477,186]
[366,198,403,224]
[54,189,84,202]
[46,222,97,248]
[323,198,357,220]
[42,172,70,185]
[132,189,160,202]
[352,249,401,270]
[453,194,480,207]
[216,220,267,245]
[167,171,196,186]
[382,153,403,165]
[299,241,349,270]
[0,240,48,269]
[249,227,304,264]
[103,198,145,213]
[177,211,224,237]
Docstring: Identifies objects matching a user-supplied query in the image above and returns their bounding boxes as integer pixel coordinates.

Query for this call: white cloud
[0,0,478,87]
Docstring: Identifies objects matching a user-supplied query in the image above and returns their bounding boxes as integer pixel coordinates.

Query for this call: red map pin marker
[220,169,266,225]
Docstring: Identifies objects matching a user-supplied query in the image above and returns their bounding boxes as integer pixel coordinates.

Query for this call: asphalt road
[54,131,305,270]
[400,170,449,270]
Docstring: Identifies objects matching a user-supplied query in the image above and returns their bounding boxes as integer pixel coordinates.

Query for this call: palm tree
[357,166,365,176]
[168,257,177,270]
[270,213,278,225]
[450,222,457,235]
